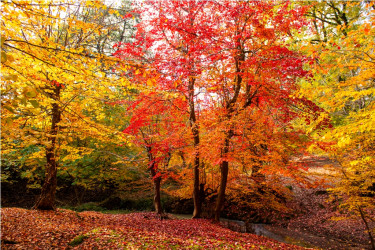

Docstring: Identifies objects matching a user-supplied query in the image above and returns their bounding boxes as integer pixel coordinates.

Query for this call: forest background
[1,0,375,248]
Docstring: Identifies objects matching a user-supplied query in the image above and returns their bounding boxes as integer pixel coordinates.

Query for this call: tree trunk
[214,134,231,221]
[213,44,245,221]
[153,175,163,214]
[34,86,61,210]
[358,206,375,250]
[214,160,229,221]
[147,146,163,215]
[34,151,58,210]
[189,76,202,219]
[192,147,201,218]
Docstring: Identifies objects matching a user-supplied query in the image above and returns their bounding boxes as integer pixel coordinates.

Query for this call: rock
[221,219,247,233]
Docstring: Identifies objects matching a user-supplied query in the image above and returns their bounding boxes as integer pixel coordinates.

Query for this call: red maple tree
[115,0,314,220]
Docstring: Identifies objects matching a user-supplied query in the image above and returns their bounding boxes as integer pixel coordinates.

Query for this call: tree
[123,89,187,214]
[196,0,310,221]
[1,0,132,209]
[115,0,219,218]
[305,0,362,42]
[115,0,313,221]
[299,1,375,248]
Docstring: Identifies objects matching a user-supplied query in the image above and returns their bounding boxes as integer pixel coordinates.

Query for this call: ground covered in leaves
[1,208,307,249]
[268,187,373,249]
[284,188,372,248]
[269,155,374,249]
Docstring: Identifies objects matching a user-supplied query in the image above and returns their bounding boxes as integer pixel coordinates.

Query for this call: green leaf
[1,51,7,63]
[5,117,14,126]
[25,90,37,98]
[69,235,89,246]
[3,105,15,113]
[21,97,28,106]
[29,100,39,108]
[0,36,5,47]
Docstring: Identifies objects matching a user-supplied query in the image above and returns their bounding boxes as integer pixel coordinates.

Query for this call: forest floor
[1,207,307,249]
[1,156,373,249]
[264,155,373,250]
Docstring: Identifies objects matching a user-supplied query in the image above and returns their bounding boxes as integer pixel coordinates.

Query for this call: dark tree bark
[147,146,163,215]
[214,135,231,221]
[150,165,163,214]
[358,206,375,250]
[34,85,61,210]
[189,76,202,219]
[213,42,245,221]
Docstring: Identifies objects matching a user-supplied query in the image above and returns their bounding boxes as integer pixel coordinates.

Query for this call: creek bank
[172,215,314,248]
[258,224,371,250]
[227,219,370,250]
[221,219,316,248]
[173,215,370,249]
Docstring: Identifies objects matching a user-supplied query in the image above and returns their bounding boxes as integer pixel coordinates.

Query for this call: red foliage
[115,0,320,220]
[1,208,307,249]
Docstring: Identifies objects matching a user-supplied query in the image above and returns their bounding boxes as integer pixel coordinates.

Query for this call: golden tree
[1,0,132,209]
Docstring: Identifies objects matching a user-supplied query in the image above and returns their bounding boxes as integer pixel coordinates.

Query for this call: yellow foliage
[1,1,132,164]
[299,2,375,229]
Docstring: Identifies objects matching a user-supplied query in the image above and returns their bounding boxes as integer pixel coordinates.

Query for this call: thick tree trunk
[192,146,201,218]
[34,151,58,210]
[34,86,61,210]
[214,161,229,221]
[147,146,164,215]
[214,135,230,221]
[213,45,245,221]
[153,175,163,214]
[188,76,202,218]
